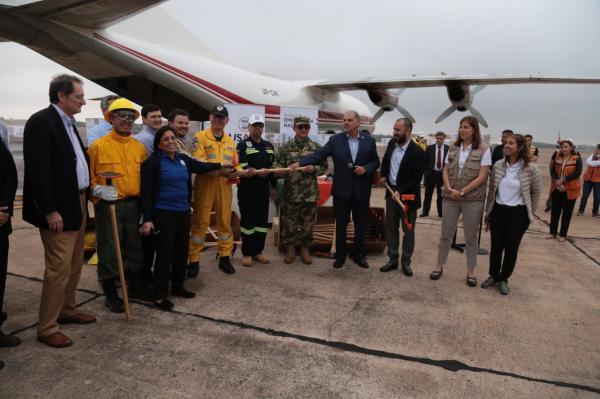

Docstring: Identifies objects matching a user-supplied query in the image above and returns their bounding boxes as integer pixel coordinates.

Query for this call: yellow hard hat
[105,98,140,121]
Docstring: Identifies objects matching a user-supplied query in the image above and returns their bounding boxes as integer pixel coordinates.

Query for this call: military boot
[300,247,312,265]
[284,245,295,264]
[218,256,235,274]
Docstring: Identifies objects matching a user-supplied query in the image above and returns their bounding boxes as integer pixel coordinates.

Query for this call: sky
[0,0,599,144]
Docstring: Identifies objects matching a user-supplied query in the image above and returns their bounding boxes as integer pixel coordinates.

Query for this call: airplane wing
[308,74,600,91]
[0,0,166,29]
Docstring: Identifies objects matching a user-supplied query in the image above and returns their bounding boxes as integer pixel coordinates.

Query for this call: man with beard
[379,118,426,276]
[168,108,192,156]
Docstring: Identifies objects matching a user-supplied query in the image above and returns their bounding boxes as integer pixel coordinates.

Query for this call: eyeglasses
[114,111,136,122]
[296,124,311,130]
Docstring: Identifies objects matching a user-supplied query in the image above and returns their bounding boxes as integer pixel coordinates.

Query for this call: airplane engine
[366,88,415,123]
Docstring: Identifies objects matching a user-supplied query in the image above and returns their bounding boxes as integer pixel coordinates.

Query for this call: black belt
[117,196,139,202]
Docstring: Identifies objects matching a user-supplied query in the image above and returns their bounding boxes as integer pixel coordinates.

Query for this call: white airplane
[1,0,599,132]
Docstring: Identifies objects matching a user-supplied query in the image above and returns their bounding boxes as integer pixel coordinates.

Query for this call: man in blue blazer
[292,111,380,268]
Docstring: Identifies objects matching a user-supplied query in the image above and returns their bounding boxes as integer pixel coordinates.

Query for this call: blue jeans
[578,180,600,215]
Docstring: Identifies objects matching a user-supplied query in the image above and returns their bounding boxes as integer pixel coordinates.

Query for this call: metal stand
[450,219,488,255]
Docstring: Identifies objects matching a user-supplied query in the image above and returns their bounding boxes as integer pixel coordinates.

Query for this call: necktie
[436,146,442,170]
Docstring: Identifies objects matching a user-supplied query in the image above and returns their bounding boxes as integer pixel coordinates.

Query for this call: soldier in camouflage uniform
[274,116,328,264]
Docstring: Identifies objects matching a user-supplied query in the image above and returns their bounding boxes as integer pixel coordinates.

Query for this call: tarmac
[0,148,599,398]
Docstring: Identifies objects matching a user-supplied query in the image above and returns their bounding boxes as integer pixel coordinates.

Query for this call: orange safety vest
[583,156,600,183]
[552,154,581,200]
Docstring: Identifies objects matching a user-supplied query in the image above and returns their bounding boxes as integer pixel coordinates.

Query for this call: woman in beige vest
[430,116,491,287]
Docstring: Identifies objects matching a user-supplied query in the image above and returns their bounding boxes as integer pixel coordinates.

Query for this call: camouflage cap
[293,116,311,125]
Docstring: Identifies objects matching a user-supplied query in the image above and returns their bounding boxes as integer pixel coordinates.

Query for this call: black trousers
[550,190,576,237]
[239,194,269,257]
[153,209,190,299]
[385,196,417,266]
[141,234,156,280]
[489,204,530,282]
[423,171,443,216]
[333,196,369,261]
[0,233,7,329]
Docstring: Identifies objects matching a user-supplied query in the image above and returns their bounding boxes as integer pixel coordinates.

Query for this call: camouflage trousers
[280,201,317,247]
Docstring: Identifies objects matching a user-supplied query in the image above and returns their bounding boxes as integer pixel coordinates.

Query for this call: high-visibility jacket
[583,154,600,183]
[88,131,147,203]
[551,153,581,200]
[188,128,243,260]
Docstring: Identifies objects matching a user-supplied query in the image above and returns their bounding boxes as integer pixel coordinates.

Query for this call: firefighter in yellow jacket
[188,105,242,275]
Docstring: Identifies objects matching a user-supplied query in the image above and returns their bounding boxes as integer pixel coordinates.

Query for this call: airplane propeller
[434,85,488,127]
[368,88,415,124]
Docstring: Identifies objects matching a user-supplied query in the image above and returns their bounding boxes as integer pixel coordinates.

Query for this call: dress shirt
[52,104,89,190]
[434,144,444,171]
[346,133,360,163]
[388,140,410,186]
[496,160,525,206]
[133,124,157,155]
[87,119,112,146]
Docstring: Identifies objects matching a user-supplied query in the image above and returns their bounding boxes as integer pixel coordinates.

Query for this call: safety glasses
[114,110,136,122]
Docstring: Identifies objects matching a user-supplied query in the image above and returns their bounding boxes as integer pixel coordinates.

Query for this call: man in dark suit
[379,118,426,275]
[421,131,449,217]
[23,74,96,348]
[292,111,380,269]
[491,129,512,165]
[0,135,20,365]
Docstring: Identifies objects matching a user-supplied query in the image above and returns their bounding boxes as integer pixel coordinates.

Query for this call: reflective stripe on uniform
[218,233,230,241]
[245,149,259,155]
[190,235,205,244]
[239,162,249,168]
[266,149,274,154]
[255,226,268,233]
[240,227,255,235]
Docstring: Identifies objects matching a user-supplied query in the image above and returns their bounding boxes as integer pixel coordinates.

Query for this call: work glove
[92,185,118,201]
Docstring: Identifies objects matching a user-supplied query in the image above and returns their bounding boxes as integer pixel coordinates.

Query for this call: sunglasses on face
[296,124,310,130]
[114,111,136,122]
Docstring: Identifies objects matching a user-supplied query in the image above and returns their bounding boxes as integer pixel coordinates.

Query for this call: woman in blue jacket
[140,126,232,310]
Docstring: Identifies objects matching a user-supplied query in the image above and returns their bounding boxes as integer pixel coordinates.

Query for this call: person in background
[421,131,449,217]
[491,129,512,165]
[134,104,163,155]
[430,116,491,287]
[547,139,582,241]
[167,108,192,155]
[482,134,541,295]
[140,126,231,310]
[0,120,8,147]
[524,134,539,162]
[87,95,119,146]
[577,144,600,217]
[0,132,20,363]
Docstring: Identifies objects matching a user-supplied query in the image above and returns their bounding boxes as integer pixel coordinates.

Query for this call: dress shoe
[333,259,345,268]
[172,285,196,298]
[480,276,497,289]
[154,298,174,311]
[430,270,443,280]
[466,276,478,287]
[242,256,253,267]
[254,254,270,264]
[353,257,369,269]
[218,256,235,274]
[187,261,200,278]
[0,360,3,370]
[102,279,124,313]
[0,331,21,348]
[1,311,6,323]
[57,313,96,325]
[419,212,428,217]
[284,245,295,264]
[300,247,312,265]
[402,265,413,277]
[37,331,73,348]
[499,281,509,295]
[379,261,398,272]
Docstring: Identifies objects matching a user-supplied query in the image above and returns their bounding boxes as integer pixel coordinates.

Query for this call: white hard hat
[248,114,265,125]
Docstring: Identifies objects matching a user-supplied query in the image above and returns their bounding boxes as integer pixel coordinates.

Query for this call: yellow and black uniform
[236,136,275,257]
[88,131,148,282]
[188,128,242,261]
